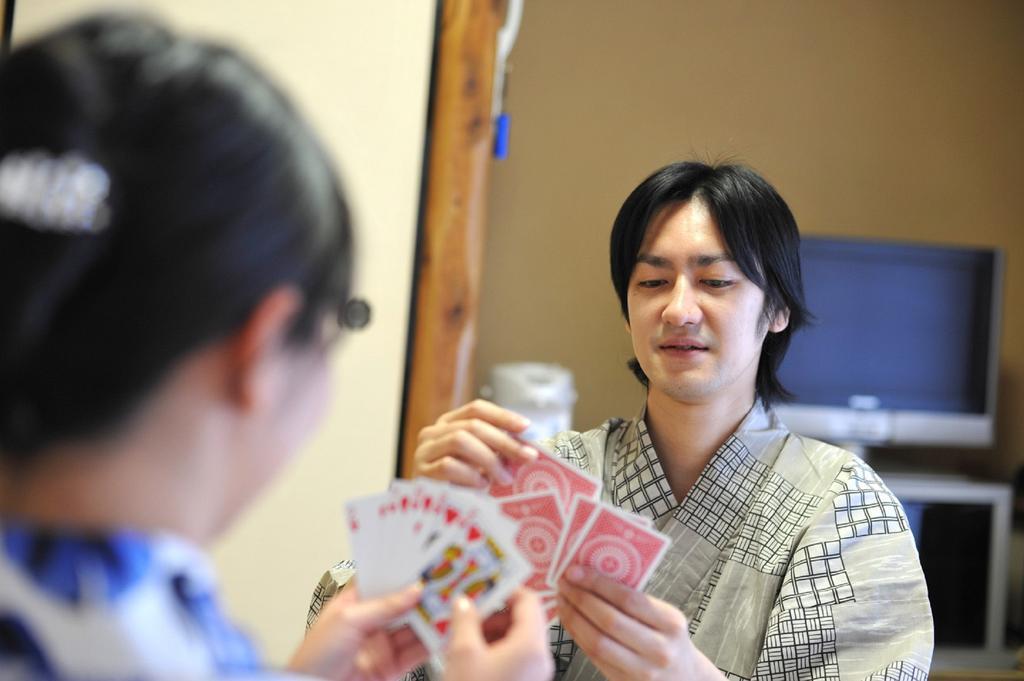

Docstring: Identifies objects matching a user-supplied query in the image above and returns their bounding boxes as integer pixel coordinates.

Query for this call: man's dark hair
[0,14,352,460]
[609,161,809,405]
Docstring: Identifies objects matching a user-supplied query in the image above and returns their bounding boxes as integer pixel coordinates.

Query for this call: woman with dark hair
[0,13,552,681]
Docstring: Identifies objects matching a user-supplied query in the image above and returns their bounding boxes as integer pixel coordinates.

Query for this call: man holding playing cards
[411,161,933,680]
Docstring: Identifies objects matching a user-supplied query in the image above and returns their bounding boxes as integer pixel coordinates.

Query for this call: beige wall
[478,0,1024,479]
[12,0,433,663]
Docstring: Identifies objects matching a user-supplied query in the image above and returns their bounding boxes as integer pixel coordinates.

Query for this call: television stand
[931,647,1021,672]
[876,473,1015,674]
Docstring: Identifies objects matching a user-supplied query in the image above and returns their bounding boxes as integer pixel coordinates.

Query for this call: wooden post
[399,0,504,477]
[2,0,13,54]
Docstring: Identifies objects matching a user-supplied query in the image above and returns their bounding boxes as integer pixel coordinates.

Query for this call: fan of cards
[345,443,671,652]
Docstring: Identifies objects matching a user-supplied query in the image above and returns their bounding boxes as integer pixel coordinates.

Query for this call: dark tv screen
[778,237,997,415]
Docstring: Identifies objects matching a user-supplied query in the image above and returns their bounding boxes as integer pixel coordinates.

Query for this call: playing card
[488,443,601,510]
[554,504,670,590]
[403,504,529,651]
[547,495,599,587]
[345,492,420,597]
[455,502,526,614]
[349,475,671,652]
[392,478,450,548]
[383,488,433,576]
[496,491,564,592]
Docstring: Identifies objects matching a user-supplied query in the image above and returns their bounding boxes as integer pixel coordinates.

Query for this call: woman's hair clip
[0,149,111,235]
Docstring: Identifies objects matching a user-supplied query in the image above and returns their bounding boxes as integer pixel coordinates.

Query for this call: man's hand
[413,399,539,488]
[557,567,725,681]
[444,589,554,681]
[288,582,428,681]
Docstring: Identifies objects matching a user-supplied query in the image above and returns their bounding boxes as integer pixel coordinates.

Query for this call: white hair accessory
[0,149,111,234]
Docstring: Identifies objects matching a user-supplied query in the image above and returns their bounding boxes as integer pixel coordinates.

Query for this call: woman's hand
[557,567,725,681]
[444,589,554,681]
[413,399,539,489]
[288,582,428,681]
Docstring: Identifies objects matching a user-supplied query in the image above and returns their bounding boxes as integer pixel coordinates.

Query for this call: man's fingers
[459,418,539,466]
[418,421,538,486]
[435,426,516,482]
[413,400,542,484]
[563,566,681,633]
[421,456,488,488]
[425,419,537,468]
[557,593,641,679]
[558,575,664,661]
[436,399,531,434]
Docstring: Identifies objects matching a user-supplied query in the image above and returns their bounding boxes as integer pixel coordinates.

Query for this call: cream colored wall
[478,0,1024,479]
[12,0,433,664]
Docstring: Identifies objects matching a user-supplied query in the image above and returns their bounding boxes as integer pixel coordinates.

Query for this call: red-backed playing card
[556,505,670,590]
[497,491,565,592]
[489,444,600,510]
[546,495,599,587]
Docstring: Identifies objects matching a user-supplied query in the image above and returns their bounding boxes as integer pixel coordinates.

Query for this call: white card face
[469,502,530,613]
[345,493,419,597]
[401,506,530,652]
[404,479,447,545]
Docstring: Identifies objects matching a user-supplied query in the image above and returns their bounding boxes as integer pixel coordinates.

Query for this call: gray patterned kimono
[545,401,933,681]
[306,402,933,681]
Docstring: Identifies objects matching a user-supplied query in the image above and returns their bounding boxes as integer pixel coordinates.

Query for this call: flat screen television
[774,236,1003,448]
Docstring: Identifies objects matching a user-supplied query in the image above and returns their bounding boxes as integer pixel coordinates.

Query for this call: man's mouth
[659,340,708,351]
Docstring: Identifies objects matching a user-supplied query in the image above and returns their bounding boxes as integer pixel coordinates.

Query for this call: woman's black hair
[0,13,352,460]
[609,161,809,406]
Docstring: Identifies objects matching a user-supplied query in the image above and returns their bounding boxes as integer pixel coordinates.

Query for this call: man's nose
[661,278,702,327]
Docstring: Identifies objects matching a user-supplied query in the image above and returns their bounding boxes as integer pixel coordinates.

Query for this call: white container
[481,363,577,442]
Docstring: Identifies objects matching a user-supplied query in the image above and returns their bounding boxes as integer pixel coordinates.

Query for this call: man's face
[626,199,788,407]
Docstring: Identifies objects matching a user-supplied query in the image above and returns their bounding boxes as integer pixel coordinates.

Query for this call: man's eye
[637,280,665,288]
[703,279,733,289]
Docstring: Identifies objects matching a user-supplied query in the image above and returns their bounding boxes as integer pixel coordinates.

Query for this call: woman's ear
[225,286,304,411]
